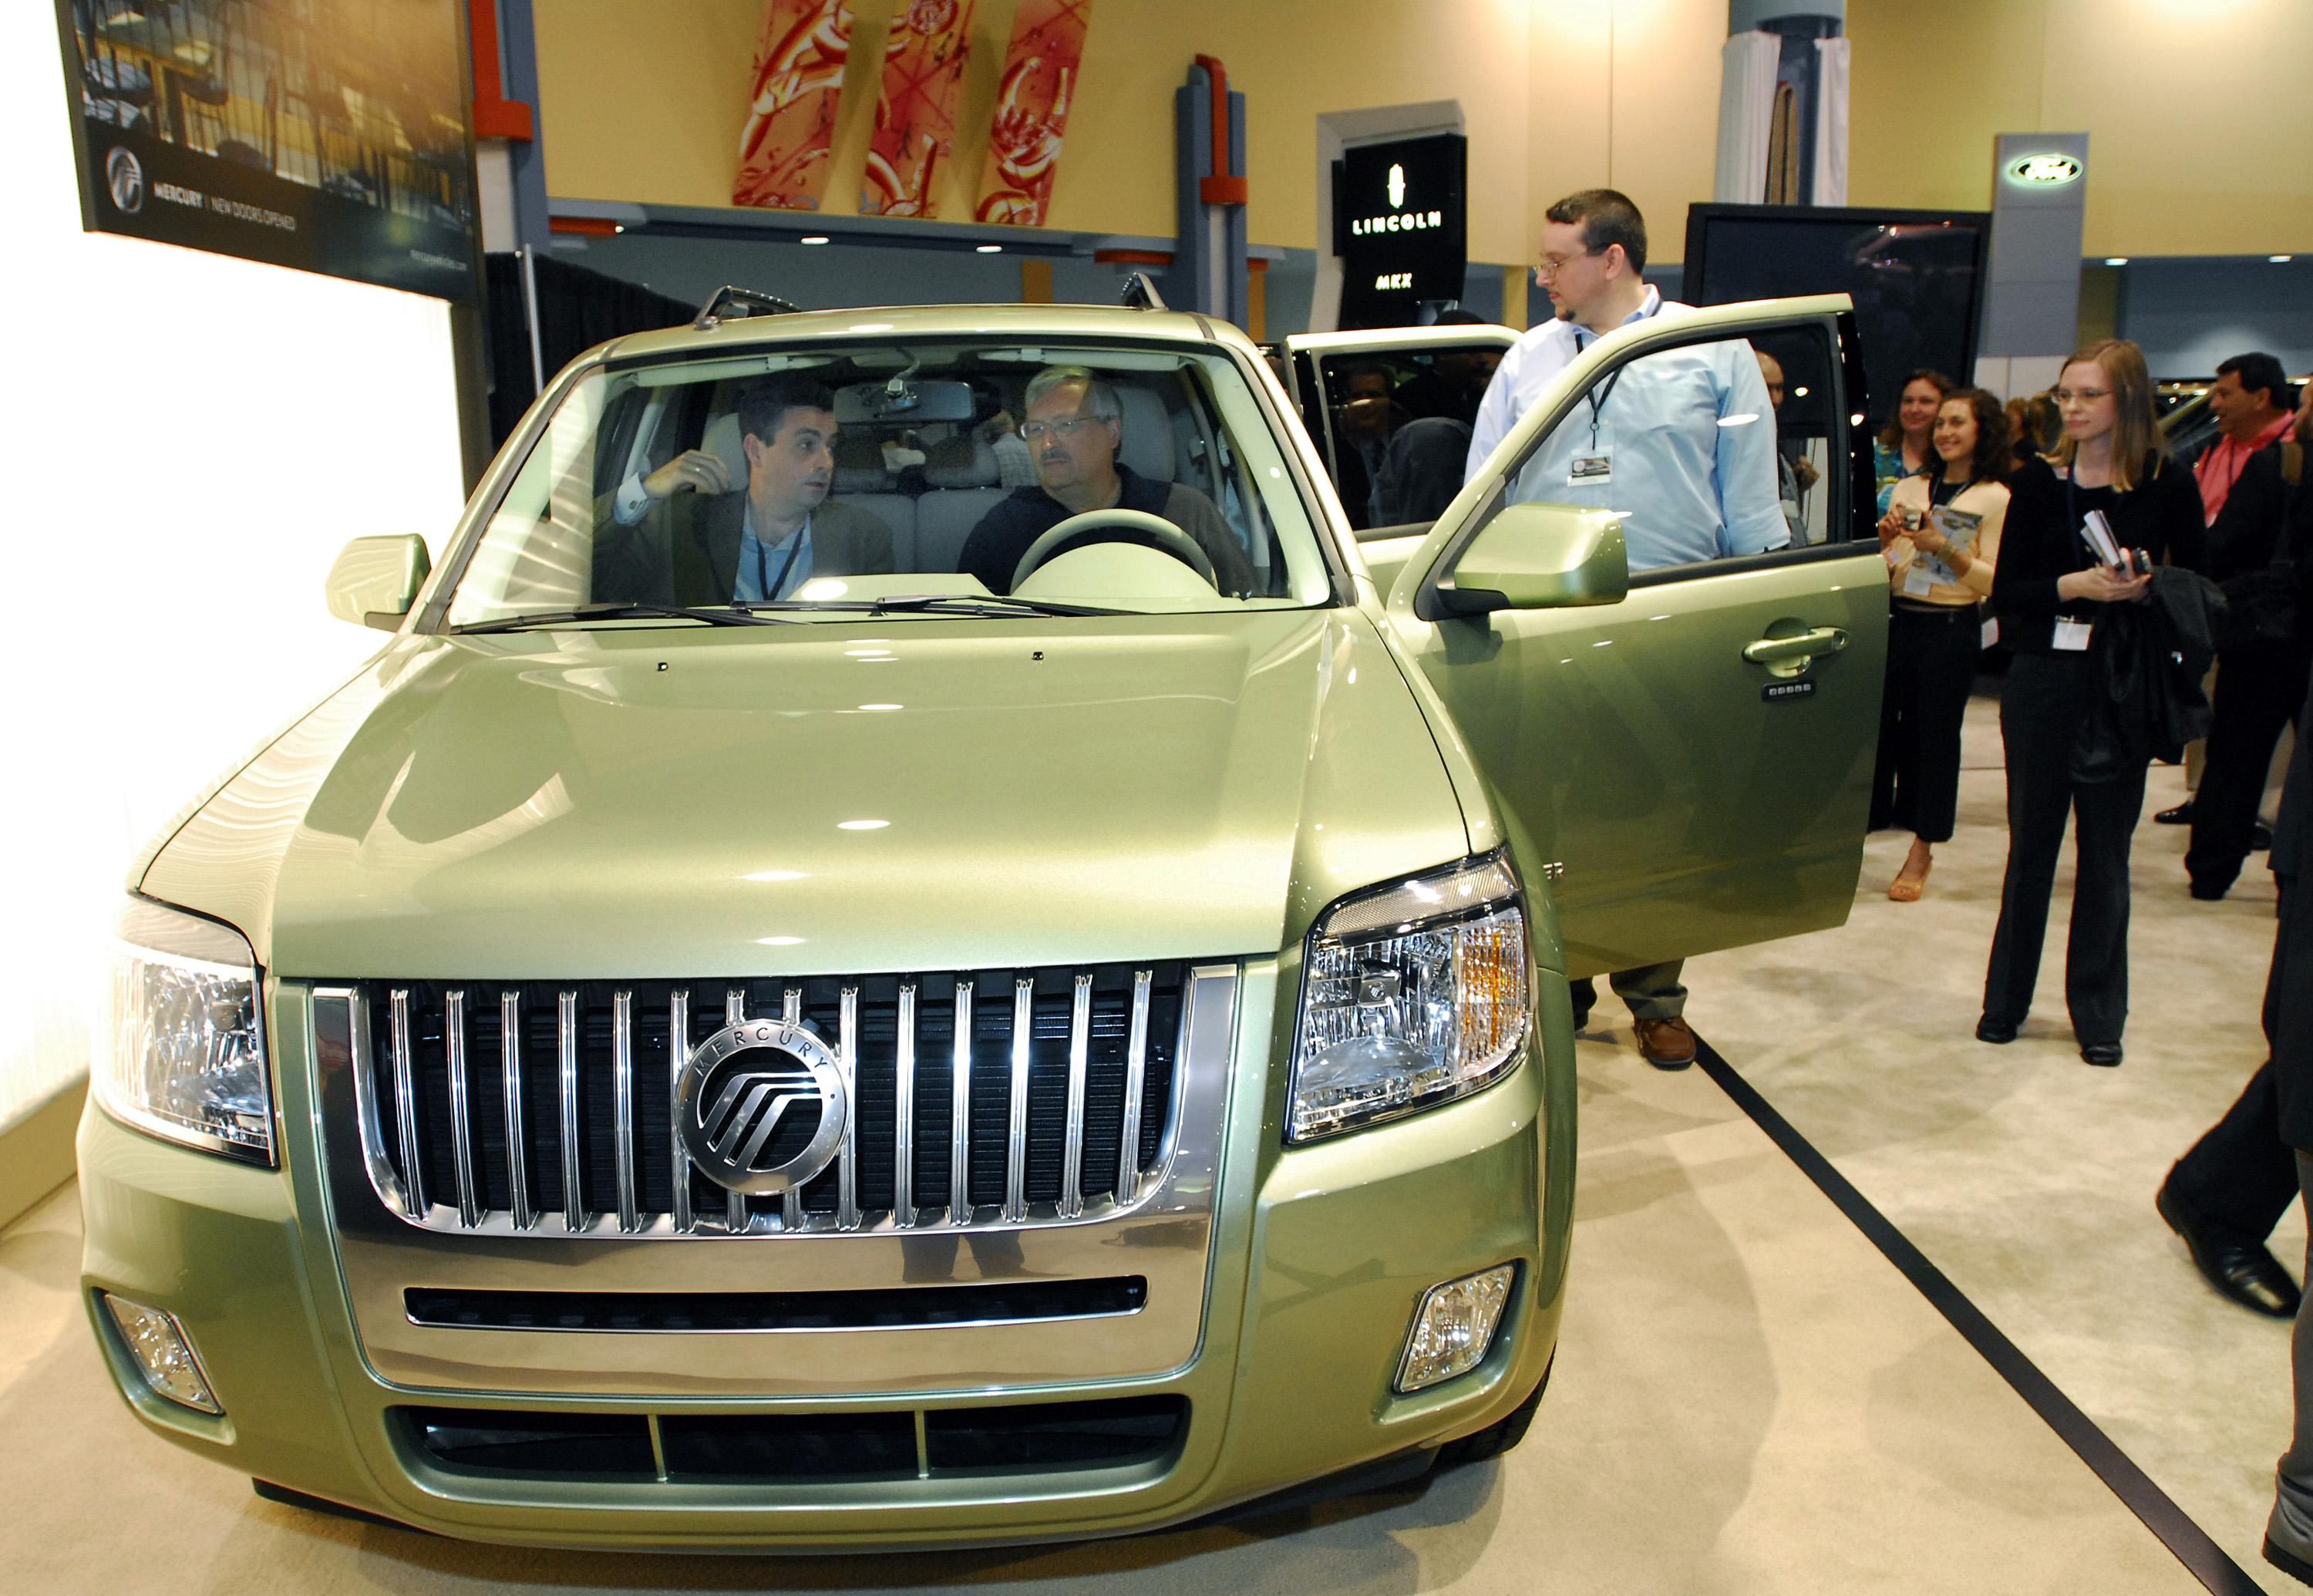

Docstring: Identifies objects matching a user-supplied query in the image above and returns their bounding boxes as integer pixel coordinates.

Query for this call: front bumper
[78,962,1574,1550]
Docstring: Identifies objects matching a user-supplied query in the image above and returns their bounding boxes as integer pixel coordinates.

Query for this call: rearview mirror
[1436,502,1628,615]
[325,535,431,631]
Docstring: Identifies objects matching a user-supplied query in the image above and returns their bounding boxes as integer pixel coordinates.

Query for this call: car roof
[605,301,1252,367]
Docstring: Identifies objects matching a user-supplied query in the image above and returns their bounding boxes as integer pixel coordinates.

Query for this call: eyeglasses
[2051,387,2112,404]
[1018,415,1111,443]
[1533,247,1602,281]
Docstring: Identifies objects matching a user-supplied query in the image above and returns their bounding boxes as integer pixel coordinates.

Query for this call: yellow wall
[1849,0,2313,258]
[534,0,1727,264]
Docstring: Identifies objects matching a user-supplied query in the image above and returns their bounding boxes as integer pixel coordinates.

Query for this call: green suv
[82,288,1884,1548]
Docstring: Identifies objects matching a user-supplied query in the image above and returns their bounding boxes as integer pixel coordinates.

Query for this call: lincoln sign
[1335,133,1467,328]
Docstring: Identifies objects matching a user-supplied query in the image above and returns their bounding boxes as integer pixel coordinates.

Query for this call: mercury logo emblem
[106,147,144,214]
[1387,163,1406,210]
[675,1019,849,1194]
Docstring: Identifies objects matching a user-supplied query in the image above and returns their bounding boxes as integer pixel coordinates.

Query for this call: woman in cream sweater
[1871,387,2012,900]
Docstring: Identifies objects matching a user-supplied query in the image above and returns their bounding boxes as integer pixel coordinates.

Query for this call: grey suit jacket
[594,493,896,607]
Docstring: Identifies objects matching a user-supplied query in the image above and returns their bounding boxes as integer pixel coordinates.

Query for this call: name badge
[2052,618,2093,652]
[1567,450,1613,487]
[1902,565,1935,598]
[1981,617,1999,650]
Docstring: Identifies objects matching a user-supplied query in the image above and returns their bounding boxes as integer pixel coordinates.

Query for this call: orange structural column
[733,0,858,211]
[973,0,1093,227]
[860,0,977,217]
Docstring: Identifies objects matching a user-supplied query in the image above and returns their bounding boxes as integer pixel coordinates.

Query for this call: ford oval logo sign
[2005,152,2082,187]
[675,1019,849,1195]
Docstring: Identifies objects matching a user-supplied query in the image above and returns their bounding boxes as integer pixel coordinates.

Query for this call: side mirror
[1436,502,1629,615]
[325,536,431,631]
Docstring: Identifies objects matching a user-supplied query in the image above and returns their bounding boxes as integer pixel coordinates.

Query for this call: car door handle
[1742,627,1850,665]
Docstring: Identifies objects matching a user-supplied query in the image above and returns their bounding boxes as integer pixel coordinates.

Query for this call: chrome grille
[342,966,1191,1237]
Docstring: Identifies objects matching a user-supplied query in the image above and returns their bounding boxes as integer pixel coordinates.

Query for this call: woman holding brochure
[1872,387,2012,901]
[1979,340,2204,1066]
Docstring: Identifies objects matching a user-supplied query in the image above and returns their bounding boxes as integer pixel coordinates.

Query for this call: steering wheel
[1010,508,1217,592]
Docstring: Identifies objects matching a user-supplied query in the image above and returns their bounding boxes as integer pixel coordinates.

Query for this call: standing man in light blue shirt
[1464,189,1789,571]
[1463,189,1788,1069]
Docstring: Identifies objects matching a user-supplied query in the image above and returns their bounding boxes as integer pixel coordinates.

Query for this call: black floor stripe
[1691,1034,2267,1596]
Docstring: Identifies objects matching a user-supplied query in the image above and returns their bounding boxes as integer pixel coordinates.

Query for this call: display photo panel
[55,0,480,301]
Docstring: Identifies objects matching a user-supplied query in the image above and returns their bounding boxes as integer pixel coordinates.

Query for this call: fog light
[1396,1265,1514,1392]
[103,1295,222,1414]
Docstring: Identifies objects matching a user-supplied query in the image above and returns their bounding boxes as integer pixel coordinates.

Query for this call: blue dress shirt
[734,511,813,601]
[1464,288,1790,571]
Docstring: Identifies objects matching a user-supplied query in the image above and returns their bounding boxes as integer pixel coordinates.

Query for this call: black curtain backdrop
[484,252,691,448]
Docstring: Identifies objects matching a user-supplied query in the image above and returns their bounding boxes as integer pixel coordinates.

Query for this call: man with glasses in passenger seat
[1463,188,1789,1072]
[957,366,1257,597]
[597,378,894,606]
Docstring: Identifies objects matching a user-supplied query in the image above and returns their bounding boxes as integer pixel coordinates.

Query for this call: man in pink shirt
[2159,352,2300,827]
[2199,352,2298,526]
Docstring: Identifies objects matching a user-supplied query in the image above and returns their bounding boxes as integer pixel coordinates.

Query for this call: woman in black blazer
[1978,339,2204,1066]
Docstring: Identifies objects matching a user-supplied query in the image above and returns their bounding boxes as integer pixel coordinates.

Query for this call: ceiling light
[1791,385,1810,397]
[837,819,891,831]
[2103,257,2128,266]
[2272,255,2295,264]
[976,244,1003,254]
[801,235,830,245]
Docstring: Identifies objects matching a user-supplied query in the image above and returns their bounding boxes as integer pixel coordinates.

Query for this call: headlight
[92,898,272,1166]
[1288,853,1530,1142]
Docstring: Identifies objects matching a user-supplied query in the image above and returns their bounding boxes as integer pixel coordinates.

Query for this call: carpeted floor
[1686,690,2301,1592]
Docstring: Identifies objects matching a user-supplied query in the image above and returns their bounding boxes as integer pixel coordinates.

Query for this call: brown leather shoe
[1632,1017,1697,1070]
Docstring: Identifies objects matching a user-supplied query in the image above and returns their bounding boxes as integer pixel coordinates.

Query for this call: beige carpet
[1688,690,2298,1593]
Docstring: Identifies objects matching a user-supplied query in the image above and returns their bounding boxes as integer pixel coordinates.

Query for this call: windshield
[442,338,1335,629]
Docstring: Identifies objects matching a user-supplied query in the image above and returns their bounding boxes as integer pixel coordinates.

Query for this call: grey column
[1981,133,2090,359]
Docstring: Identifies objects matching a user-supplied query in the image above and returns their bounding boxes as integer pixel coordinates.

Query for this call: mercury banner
[733,0,857,211]
[54,0,479,302]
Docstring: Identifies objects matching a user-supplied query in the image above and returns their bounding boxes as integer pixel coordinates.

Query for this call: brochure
[1917,504,1983,587]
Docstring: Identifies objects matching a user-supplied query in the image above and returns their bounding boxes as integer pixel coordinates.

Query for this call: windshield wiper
[730,594,1118,618]
[453,602,797,635]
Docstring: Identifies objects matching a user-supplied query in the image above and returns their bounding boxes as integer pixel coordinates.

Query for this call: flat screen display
[1683,205,1988,430]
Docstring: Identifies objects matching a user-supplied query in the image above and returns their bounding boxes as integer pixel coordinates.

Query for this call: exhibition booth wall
[530,0,1725,272]
[0,12,469,1155]
[1848,0,2313,261]
[536,1,2312,278]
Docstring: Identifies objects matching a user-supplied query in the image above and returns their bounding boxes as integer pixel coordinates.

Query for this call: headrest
[832,432,892,493]
[923,433,998,488]
[1115,386,1173,483]
[702,413,748,487]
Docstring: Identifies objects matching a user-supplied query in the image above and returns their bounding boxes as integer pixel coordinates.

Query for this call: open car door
[1382,295,1887,978]
[1282,323,1520,587]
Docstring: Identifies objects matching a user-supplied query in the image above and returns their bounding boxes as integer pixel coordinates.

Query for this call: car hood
[140,610,1471,978]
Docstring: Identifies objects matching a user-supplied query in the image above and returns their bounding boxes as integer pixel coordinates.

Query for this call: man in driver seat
[958,366,1256,596]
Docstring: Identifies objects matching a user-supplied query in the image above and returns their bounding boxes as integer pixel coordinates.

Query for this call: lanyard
[1574,299,1652,448]
[754,525,804,601]
[1584,365,1627,450]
